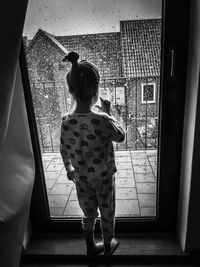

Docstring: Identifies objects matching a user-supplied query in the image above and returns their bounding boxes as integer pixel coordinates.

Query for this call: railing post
[43,82,54,152]
[135,78,138,150]
[63,81,68,112]
[145,78,148,150]
[155,76,159,149]
[124,78,128,150]
[114,78,119,151]
[32,82,45,153]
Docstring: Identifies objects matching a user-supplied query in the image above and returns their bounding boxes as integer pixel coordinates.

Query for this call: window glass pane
[23,0,162,218]
[142,83,156,103]
[143,85,154,102]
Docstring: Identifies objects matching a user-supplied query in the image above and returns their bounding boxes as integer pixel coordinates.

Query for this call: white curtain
[0,1,35,267]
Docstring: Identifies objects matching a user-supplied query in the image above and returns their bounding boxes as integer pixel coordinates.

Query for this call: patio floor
[42,150,157,218]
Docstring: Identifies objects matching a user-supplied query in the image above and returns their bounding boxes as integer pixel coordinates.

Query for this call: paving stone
[116,200,140,216]
[42,154,55,161]
[134,165,152,173]
[116,162,132,169]
[43,150,159,217]
[51,160,63,165]
[46,164,64,172]
[116,169,134,178]
[64,201,83,216]
[61,168,68,174]
[42,161,51,169]
[51,157,63,163]
[45,179,56,190]
[152,166,157,177]
[147,158,156,164]
[69,188,78,200]
[116,188,137,199]
[140,207,156,217]
[130,151,147,158]
[138,193,156,207]
[116,178,135,187]
[50,207,64,216]
[47,189,51,194]
[42,158,52,162]
[115,156,131,162]
[148,156,157,166]
[135,173,155,182]
[149,161,157,168]
[56,174,74,184]
[51,183,73,194]
[45,171,60,180]
[132,158,150,166]
[146,150,157,155]
[136,182,157,193]
[115,151,130,156]
[48,194,69,207]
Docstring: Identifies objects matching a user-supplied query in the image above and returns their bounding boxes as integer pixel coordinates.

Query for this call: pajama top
[60,111,125,181]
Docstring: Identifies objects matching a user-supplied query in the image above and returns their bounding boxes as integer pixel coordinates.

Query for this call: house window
[141,83,156,104]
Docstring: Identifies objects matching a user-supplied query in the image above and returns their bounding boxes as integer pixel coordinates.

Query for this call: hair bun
[63,51,79,63]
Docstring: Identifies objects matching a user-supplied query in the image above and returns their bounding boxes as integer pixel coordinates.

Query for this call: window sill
[21,232,199,264]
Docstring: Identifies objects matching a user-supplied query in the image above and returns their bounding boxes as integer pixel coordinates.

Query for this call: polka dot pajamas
[76,175,116,244]
[60,111,125,244]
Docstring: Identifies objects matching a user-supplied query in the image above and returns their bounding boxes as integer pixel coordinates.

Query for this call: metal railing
[30,77,160,152]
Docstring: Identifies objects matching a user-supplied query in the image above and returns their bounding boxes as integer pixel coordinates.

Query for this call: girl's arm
[60,121,74,173]
[100,98,125,143]
[104,114,125,143]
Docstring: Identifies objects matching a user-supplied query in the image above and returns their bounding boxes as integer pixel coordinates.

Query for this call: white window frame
[141,82,156,104]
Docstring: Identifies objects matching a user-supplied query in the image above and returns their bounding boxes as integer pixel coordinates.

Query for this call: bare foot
[87,241,104,256]
[104,238,119,256]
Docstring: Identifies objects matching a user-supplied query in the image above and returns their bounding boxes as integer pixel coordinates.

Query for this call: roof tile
[120,19,161,77]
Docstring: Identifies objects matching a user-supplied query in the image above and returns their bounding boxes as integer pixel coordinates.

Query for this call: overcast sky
[23,0,162,39]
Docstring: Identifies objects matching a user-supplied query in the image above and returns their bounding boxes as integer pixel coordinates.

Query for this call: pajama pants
[75,175,116,245]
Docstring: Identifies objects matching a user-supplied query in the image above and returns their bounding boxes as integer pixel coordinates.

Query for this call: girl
[60,51,125,256]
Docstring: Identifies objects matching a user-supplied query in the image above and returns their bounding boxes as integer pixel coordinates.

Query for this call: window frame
[20,0,191,234]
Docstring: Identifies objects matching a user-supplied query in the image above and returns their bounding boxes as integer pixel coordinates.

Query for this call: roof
[43,30,69,55]
[120,19,161,77]
[28,29,68,55]
[27,19,161,78]
[56,32,122,78]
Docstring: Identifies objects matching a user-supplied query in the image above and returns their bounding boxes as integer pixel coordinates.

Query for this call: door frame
[20,0,190,233]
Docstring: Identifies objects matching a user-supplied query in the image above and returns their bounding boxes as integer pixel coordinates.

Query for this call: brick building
[24,19,161,151]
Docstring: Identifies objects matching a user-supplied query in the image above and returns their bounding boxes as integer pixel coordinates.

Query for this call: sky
[23,0,162,39]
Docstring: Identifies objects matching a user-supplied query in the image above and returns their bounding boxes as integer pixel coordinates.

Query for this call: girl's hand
[100,97,111,115]
[67,171,75,183]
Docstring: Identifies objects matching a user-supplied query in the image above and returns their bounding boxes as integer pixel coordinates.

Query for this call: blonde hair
[63,51,100,102]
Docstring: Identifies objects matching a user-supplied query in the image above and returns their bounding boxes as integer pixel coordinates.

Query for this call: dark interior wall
[177,0,200,252]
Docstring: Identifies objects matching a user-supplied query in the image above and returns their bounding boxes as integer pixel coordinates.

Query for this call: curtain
[0,1,35,267]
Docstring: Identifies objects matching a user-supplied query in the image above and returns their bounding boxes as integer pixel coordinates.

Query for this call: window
[21,0,190,233]
[141,83,156,104]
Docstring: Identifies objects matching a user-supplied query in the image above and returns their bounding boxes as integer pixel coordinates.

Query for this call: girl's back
[60,111,124,181]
